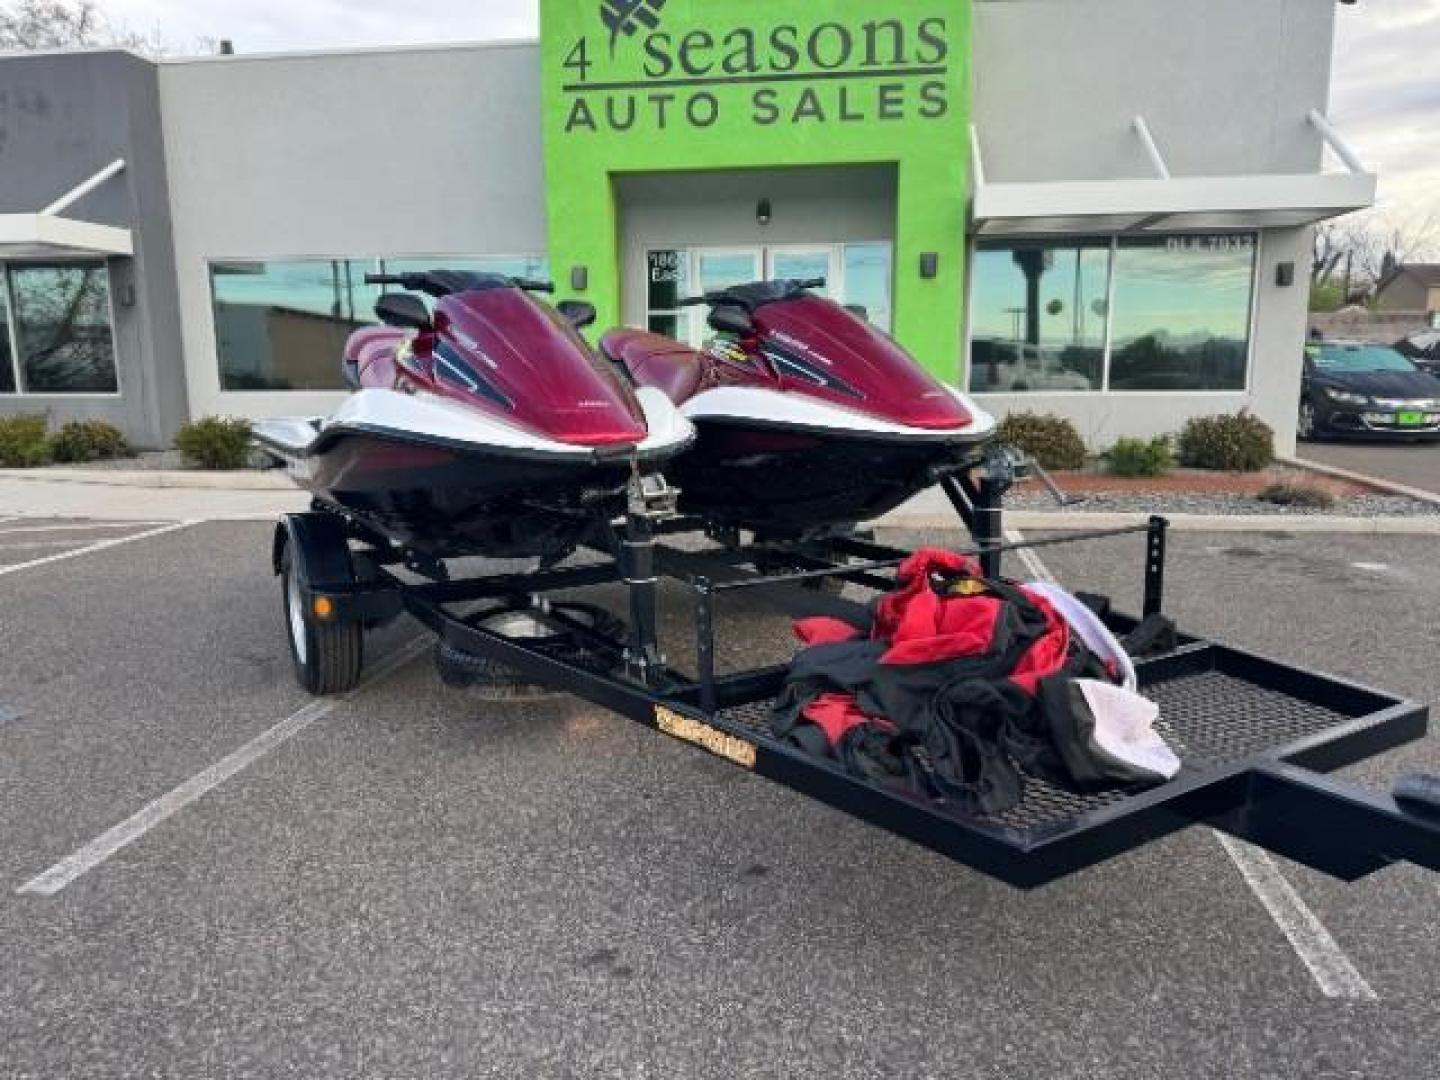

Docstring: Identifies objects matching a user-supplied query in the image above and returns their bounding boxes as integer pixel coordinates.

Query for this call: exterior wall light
[1276,262,1296,288]
[920,252,939,279]
[756,198,772,227]
[570,265,589,291]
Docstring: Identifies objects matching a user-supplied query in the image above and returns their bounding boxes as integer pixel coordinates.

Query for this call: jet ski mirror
[557,300,597,330]
[375,292,432,332]
[708,305,755,336]
[844,304,869,321]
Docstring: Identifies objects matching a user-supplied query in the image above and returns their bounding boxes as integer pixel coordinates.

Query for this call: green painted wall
[541,0,972,381]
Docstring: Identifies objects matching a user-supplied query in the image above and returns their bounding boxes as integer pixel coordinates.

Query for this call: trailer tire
[435,643,537,694]
[280,545,364,695]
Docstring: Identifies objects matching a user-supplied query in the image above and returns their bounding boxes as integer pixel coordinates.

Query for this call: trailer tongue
[272,467,1440,890]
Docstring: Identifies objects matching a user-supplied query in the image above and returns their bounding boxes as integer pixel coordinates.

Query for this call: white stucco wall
[158,42,549,422]
[972,0,1334,183]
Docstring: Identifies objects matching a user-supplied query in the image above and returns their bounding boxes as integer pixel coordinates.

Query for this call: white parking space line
[0,541,98,552]
[1005,529,1054,585]
[17,637,429,897]
[1005,529,1377,1002]
[0,522,196,579]
[1215,834,1377,1000]
[0,522,171,535]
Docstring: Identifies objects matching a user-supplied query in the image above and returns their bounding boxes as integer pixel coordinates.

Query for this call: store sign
[539,0,972,383]
[556,2,953,134]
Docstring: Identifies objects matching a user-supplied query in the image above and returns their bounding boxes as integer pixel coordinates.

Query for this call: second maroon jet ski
[600,278,995,539]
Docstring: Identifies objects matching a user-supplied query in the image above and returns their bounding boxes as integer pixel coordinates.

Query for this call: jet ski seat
[601,329,704,406]
[342,326,408,389]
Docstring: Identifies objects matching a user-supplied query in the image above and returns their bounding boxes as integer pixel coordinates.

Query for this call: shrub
[995,411,1088,471]
[1104,435,1174,478]
[175,416,253,470]
[0,414,52,467]
[1258,482,1335,510]
[48,420,133,463]
[1178,412,1275,472]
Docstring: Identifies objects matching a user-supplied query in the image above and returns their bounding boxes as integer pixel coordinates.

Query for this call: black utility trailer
[271,470,1440,889]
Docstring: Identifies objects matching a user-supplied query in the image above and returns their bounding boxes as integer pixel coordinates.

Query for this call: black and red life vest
[771,548,1168,815]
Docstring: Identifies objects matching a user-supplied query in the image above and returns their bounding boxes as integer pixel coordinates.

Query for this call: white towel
[1075,679,1182,781]
[1024,581,1137,692]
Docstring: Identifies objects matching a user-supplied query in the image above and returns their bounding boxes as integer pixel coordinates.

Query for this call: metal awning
[0,159,133,259]
[971,113,1377,237]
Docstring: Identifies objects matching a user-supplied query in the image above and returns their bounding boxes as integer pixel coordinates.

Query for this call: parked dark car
[1299,341,1440,441]
[1394,329,1440,376]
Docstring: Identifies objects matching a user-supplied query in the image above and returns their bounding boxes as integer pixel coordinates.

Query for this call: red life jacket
[796,549,1072,694]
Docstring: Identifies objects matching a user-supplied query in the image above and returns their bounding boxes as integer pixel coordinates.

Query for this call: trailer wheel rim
[478,605,603,642]
[286,565,308,664]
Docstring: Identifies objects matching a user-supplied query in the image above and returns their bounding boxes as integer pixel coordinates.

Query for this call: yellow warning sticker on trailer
[655,706,757,769]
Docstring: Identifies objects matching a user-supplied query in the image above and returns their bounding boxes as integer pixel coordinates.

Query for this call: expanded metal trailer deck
[271,472,1440,889]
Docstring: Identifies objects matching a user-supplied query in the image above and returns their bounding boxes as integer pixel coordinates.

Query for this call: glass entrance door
[689,248,761,346]
[643,243,894,347]
[765,247,837,298]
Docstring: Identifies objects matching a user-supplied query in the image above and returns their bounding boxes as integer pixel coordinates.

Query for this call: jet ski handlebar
[676,277,827,308]
[362,271,555,297]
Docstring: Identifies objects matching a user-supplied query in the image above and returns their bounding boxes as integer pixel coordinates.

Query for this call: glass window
[0,278,15,394]
[645,248,692,342]
[1108,236,1254,392]
[770,248,833,298]
[843,243,893,333]
[968,234,1257,394]
[210,256,549,391]
[968,242,1109,393]
[9,264,118,393]
[1310,343,1416,374]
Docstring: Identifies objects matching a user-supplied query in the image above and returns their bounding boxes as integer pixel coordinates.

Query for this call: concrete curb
[880,509,1440,535]
[0,467,292,492]
[1281,454,1440,507]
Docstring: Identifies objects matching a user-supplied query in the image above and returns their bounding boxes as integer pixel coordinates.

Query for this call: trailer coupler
[1219,762,1440,881]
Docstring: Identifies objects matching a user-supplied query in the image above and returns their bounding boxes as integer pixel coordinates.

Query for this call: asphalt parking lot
[1,518,1438,1078]
[1303,438,1440,497]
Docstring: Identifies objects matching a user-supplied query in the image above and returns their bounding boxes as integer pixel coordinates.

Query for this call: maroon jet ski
[255,270,693,559]
[600,278,995,539]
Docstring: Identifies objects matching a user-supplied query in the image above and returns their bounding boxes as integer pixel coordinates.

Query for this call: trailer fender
[272,512,355,588]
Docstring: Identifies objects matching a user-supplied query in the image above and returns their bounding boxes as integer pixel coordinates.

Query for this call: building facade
[0,0,1373,452]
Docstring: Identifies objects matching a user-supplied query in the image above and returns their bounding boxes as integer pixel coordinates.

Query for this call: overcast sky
[100,0,1438,244]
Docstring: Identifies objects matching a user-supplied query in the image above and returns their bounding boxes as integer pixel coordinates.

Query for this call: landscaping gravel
[1006,491,1440,517]
[52,450,187,471]
[52,449,268,472]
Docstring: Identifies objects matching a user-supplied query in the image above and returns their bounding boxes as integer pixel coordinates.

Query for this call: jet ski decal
[762,344,864,400]
[435,342,514,410]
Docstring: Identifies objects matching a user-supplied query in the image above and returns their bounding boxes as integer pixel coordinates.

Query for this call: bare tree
[1310,210,1440,301]
[1312,221,1348,287]
[0,0,169,55]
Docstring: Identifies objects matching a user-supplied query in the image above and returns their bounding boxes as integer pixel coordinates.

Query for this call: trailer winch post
[1143,516,1169,618]
[622,475,667,687]
[971,473,1008,579]
[694,577,718,716]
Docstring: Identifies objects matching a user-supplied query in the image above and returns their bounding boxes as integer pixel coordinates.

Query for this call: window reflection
[211,257,549,391]
[10,264,118,394]
[969,243,1109,393]
[1109,236,1254,391]
[843,243,893,332]
[968,234,1256,394]
[0,280,14,393]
